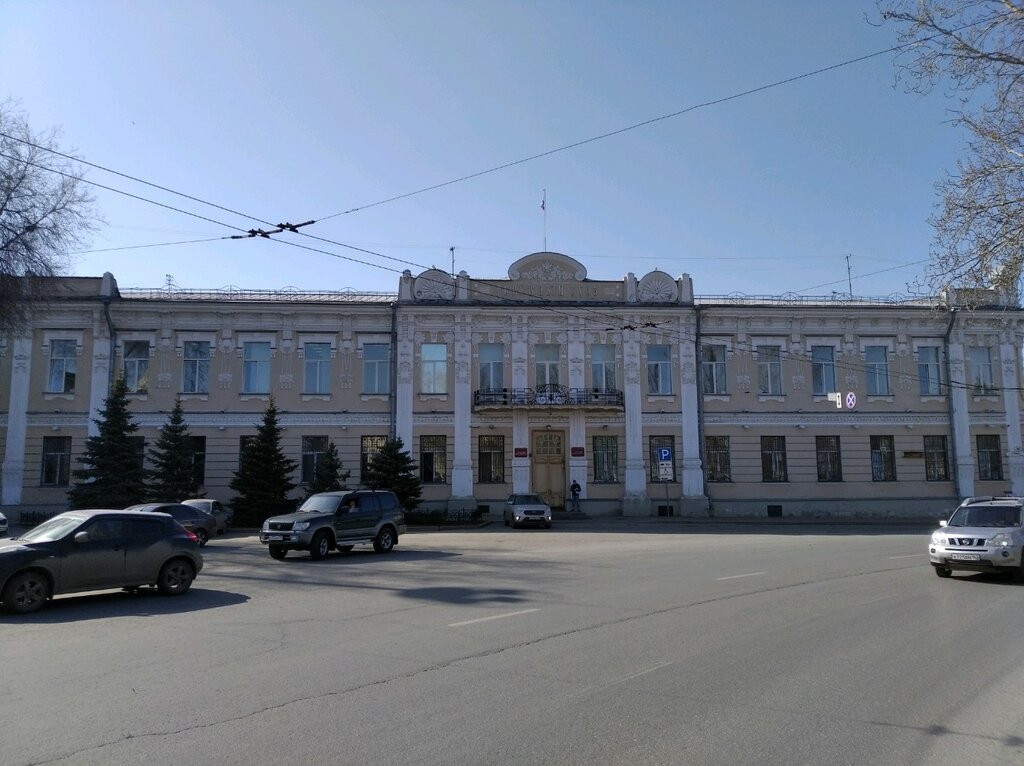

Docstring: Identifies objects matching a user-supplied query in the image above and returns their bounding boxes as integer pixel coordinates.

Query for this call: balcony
[473,384,624,411]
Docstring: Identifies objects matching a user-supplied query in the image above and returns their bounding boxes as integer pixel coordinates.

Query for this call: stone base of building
[622,495,651,517]
[708,497,954,520]
[446,496,479,520]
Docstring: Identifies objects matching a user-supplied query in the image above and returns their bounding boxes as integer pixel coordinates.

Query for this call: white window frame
[646,345,673,395]
[421,343,448,394]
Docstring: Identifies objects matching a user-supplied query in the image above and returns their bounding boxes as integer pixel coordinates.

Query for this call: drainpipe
[102,297,117,393]
[943,306,959,496]
[695,304,710,513]
[389,300,398,440]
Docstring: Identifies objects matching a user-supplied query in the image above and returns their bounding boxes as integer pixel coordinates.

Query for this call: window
[239,435,255,463]
[128,436,145,474]
[536,344,560,386]
[924,435,949,481]
[41,436,71,487]
[815,435,842,482]
[969,347,996,394]
[478,435,505,483]
[811,346,836,396]
[591,344,616,391]
[183,341,210,394]
[303,343,331,395]
[479,343,503,390]
[649,436,675,482]
[301,436,329,484]
[918,346,941,396]
[123,341,150,393]
[593,436,618,483]
[704,436,731,482]
[870,435,896,481]
[421,343,448,394]
[189,436,206,487]
[757,345,782,395]
[48,339,77,393]
[361,435,387,477]
[978,434,1003,480]
[420,436,447,483]
[761,436,788,482]
[865,346,891,396]
[701,345,727,395]
[363,343,390,394]
[243,341,272,394]
[647,345,672,395]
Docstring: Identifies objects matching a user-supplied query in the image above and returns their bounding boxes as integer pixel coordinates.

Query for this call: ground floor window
[761,436,788,482]
[361,435,387,478]
[41,436,72,487]
[301,435,329,484]
[420,435,447,483]
[977,434,1003,480]
[924,435,949,481]
[593,436,618,483]
[478,435,505,483]
[870,435,896,481]
[189,435,206,487]
[649,436,675,482]
[815,435,842,482]
[704,436,731,482]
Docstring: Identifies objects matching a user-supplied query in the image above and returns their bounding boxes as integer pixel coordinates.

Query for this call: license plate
[268,535,283,541]
[950,553,980,561]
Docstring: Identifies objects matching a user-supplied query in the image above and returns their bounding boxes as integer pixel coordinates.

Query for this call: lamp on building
[218,426,226,431]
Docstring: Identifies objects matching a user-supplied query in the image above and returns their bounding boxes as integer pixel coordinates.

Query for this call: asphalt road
[3,520,1024,766]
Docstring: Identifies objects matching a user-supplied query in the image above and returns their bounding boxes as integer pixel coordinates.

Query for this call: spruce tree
[363,437,422,511]
[230,398,297,526]
[68,375,147,509]
[148,399,199,501]
[305,440,350,498]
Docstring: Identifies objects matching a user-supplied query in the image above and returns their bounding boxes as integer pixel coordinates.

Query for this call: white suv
[929,496,1024,580]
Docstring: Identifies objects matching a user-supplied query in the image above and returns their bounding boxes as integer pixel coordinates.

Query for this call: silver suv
[929,496,1024,580]
[260,490,406,560]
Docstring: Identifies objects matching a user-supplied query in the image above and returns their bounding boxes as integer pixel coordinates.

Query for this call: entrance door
[531,431,565,509]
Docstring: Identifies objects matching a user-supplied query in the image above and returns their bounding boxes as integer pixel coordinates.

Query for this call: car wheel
[2,571,51,614]
[156,559,194,596]
[309,531,332,560]
[373,527,396,553]
[268,545,288,560]
[336,544,354,553]
[934,565,953,578]
[195,529,209,547]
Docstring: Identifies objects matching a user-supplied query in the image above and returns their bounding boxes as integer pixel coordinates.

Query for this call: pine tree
[363,437,422,511]
[147,399,199,501]
[305,440,350,498]
[68,375,147,509]
[230,398,297,526]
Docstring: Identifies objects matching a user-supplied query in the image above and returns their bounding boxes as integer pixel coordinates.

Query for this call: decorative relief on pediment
[638,271,678,302]
[508,252,586,281]
[414,269,455,300]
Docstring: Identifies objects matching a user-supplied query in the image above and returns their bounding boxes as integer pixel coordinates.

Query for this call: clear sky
[3,1,964,298]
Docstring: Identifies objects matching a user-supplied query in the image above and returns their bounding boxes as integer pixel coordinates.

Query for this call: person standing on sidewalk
[569,480,581,512]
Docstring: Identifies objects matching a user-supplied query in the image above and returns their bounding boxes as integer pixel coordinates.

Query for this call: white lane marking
[569,662,673,699]
[888,554,924,559]
[715,571,766,581]
[449,608,540,627]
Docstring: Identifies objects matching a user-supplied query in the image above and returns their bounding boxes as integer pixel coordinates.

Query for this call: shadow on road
[0,587,249,624]
[398,585,527,605]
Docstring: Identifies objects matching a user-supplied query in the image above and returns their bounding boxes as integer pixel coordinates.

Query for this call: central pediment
[508,252,586,282]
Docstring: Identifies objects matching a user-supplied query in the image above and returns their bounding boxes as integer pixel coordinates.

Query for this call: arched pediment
[413,269,455,300]
[638,270,678,302]
[508,252,586,281]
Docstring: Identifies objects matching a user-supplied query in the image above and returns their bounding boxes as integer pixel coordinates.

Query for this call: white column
[394,316,414,449]
[2,336,32,506]
[511,334,530,492]
[449,321,475,509]
[1000,341,1024,494]
[622,330,649,515]
[88,331,113,438]
[567,336,586,495]
[948,340,974,498]
[678,333,707,513]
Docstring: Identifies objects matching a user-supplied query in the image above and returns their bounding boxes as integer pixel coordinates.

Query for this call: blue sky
[3,1,963,298]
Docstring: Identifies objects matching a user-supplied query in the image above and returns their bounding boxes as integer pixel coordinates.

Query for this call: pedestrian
[569,480,581,512]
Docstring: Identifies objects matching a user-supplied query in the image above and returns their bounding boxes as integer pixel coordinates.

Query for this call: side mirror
[938,520,947,527]
[74,531,91,543]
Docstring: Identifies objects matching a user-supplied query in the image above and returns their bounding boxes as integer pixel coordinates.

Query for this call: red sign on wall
[514,447,528,458]
[571,447,585,457]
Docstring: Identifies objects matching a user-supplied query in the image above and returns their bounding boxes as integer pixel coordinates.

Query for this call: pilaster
[2,336,32,505]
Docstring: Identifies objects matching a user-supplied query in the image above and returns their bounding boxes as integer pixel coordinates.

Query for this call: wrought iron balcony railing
[473,384,624,409]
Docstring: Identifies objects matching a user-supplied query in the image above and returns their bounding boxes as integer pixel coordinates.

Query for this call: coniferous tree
[148,399,199,501]
[363,437,422,511]
[230,398,297,526]
[305,440,350,498]
[68,375,147,509]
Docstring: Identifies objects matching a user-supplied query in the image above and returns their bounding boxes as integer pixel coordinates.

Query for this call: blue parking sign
[657,447,673,462]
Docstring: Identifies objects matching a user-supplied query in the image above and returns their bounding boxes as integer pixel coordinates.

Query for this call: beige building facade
[2,252,1023,519]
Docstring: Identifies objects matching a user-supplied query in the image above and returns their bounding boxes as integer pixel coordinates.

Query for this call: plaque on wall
[514,447,528,458]
[571,447,585,457]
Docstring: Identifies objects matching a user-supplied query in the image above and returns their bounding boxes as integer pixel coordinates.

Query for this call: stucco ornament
[508,252,586,281]
[414,269,455,300]
[638,271,678,302]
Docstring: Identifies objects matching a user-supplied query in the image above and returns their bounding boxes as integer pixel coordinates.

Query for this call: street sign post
[657,447,673,481]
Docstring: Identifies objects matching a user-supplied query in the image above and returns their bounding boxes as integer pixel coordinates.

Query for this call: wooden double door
[531,430,565,509]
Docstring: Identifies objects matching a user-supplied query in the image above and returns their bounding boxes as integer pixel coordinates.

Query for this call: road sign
[657,447,673,462]
[845,391,857,409]
[657,446,673,480]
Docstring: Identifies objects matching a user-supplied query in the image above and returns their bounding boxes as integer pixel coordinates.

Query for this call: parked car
[0,509,203,614]
[929,495,1024,580]
[503,493,553,529]
[0,511,7,537]
[260,490,406,560]
[181,498,232,534]
[126,503,218,546]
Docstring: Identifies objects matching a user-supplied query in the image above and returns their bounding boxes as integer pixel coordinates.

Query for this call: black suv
[259,490,407,560]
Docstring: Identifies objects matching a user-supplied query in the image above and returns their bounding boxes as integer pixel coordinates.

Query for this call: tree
[305,440,350,498]
[68,376,147,509]
[880,1,1024,297]
[148,399,199,501]
[230,398,297,526]
[0,101,99,333]
[362,437,422,511]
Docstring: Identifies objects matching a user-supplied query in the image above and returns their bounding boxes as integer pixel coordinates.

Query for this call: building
[2,251,1022,520]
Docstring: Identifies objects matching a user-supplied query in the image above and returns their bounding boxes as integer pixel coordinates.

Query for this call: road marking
[715,572,765,581]
[449,608,540,627]
[888,554,924,559]
[569,662,673,699]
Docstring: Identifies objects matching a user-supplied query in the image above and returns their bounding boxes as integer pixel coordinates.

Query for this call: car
[503,493,553,529]
[181,498,232,534]
[126,503,218,546]
[259,490,407,560]
[0,509,203,614]
[0,511,7,537]
[929,495,1024,580]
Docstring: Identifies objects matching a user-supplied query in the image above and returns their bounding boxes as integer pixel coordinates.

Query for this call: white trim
[175,332,217,358]
[41,330,84,356]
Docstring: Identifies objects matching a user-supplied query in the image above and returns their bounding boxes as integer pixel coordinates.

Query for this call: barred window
[704,435,731,482]
[128,436,145,474]
[420,436,447,483]
[239,435,256,463]
[301,435,329,484]
[649,436,675,482]
[761,436,788,482]
[593,436,618,483]
[924,435,949,481]
[978,434,1003,480]
[870,435,896,481]
[478,435,505,483]
[41,436,72,487]
[815,435,842,482]
[361,435,387,477]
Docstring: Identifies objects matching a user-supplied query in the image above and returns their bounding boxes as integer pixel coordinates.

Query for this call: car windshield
[17,515,85,543]
[516,494,545,505]
[297,496,343,513]
[948,505,1022,528]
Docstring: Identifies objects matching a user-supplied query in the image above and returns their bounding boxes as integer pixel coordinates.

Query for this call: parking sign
[657,447,672,462]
